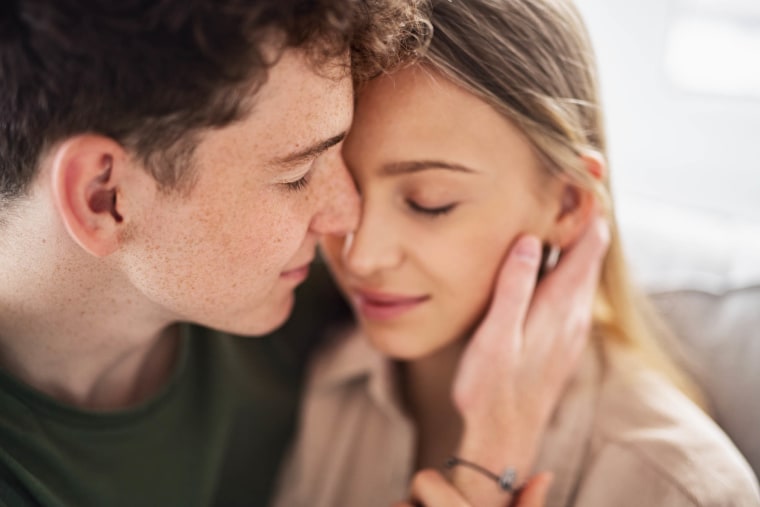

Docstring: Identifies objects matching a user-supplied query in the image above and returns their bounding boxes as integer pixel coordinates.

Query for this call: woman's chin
[365,330,459,362]
[366,333,431,361]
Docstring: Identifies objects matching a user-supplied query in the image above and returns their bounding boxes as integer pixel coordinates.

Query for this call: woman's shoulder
[582,346,760,506]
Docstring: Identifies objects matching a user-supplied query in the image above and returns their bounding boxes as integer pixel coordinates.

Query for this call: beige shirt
[273,330,760,507]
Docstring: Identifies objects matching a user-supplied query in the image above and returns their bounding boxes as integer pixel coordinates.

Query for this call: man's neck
[0,229,181,411]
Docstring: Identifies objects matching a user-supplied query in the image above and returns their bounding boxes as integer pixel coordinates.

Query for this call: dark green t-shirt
[0,325,300,507]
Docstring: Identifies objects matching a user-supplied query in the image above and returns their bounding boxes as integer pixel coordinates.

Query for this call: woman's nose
[342,213,403,278]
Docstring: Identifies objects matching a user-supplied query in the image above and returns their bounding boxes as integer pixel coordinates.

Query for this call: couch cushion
[650,288,760,478]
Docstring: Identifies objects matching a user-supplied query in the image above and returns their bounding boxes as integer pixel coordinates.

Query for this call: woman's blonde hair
[421,0,703,405]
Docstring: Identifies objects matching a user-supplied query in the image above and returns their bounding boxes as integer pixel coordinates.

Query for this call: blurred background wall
[576,0,760,224]
[575,0,760,478]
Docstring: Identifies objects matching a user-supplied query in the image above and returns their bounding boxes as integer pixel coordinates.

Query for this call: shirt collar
[310,327,383,388]
[309,327,409,420]
[309,325,605,507]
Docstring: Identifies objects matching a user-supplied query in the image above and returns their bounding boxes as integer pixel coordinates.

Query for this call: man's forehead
[249,49,353,163]
[255,47,352,106]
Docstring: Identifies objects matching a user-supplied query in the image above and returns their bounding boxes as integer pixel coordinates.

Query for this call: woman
[274,0,760,505]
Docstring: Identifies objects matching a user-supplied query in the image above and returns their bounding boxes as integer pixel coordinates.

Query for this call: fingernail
[514,236,541,263]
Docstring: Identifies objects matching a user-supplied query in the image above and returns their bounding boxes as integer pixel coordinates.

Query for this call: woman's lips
[352,289,430,321]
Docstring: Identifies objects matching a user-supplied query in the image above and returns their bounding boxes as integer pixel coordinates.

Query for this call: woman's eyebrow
[273,132,346,167]
[380,160,478,175]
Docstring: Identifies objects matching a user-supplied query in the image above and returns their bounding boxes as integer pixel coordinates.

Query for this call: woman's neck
[401,338,467,470]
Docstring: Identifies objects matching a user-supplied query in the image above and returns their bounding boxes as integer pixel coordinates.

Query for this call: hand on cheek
[449,214,609,507]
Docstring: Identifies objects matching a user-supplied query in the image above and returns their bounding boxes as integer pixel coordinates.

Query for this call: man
[0,1,607,506]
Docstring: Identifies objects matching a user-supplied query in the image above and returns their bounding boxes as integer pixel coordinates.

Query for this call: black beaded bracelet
[444,456,519,493]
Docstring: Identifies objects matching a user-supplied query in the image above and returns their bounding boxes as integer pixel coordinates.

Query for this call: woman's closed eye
[406,198,457,217]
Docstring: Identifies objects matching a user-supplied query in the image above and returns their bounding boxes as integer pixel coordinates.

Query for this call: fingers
[526,215,609,349]
[475,235,542,349]
[514,473,554,507]
[399,471,553,507]
[452,235,542,413]
[551,214,609,299]
[407,470,471,507]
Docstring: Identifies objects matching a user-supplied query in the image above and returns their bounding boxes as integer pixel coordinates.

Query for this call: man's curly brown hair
[0,0,431,200]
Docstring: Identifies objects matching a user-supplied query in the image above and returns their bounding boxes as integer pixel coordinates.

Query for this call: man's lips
[280,260,312,281]
[352,289,430,320]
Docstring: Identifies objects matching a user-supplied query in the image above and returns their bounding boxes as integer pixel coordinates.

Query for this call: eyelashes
[282,166,457,220]
[284,172,311,192]
[282,161,316,192]
[406,199,457,217]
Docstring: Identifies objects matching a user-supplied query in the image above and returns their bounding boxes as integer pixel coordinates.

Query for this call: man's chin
[205,292,296,337]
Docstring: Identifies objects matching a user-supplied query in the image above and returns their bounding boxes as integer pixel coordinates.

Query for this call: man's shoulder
[0,326,300,507]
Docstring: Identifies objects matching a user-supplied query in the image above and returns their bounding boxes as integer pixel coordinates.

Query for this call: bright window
[665,1,760,99]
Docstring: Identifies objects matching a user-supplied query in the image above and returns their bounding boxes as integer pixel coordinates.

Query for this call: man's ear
[551,151,606,249]
[51,135,131,257]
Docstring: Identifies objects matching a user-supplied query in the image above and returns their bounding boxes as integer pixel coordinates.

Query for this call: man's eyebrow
[380,160,478,175]
[274,132,346,166]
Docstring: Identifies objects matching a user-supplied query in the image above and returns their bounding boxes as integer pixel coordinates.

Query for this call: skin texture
[320,65,608,506]
[0,49,359,409]
[0,44,608,507]
[322,66,578,361]
[395,222,607,507]
[450,223,608,506]
[115,51,358,335]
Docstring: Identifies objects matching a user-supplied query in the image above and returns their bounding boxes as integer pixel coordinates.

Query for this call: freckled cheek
[216,226,305,279]
[153,226,271,294]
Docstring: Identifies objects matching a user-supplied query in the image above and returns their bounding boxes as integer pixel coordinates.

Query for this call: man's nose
[310,152,360,236]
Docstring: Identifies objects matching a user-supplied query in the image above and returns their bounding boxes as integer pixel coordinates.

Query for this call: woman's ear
[583,150,606,181]
[50,135,131,257]
[551,151,606,249]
